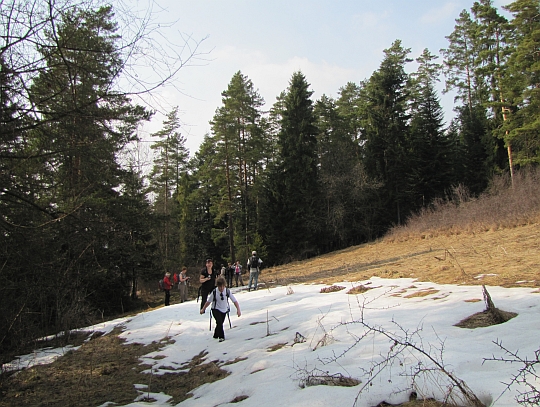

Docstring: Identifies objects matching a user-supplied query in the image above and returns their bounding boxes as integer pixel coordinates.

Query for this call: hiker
[226,262,234,288]
[163,272,174,306]
[178,266,190,303]
[199,258,216,310]
[247,251,263,291]
[234,260,244,287]
[200,276,241,342]
[220,264,226,276]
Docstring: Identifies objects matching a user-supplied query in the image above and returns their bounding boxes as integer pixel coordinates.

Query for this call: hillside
[0,223,540,407]
[1,172,539,407]
[265,171,540,291]
[263,222,540,291]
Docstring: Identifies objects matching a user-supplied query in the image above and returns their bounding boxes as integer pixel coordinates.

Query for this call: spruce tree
[364,40,411,227]
[264,71,320,262]
[149,107,189,271]
[27,5,151,328]
[408,49,455,210]
[315,85,379,249]
[499,0,540,168]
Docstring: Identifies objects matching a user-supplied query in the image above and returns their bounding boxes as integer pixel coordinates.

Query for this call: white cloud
[420,2,461,25]
[243,56,357,102]
[351,11,387,29]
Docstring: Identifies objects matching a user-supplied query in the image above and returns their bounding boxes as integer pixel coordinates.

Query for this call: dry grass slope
[264,170,540,291]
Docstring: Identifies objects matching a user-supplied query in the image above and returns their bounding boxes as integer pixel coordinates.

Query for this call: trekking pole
[209,309,212,331]
[227,310,232,329]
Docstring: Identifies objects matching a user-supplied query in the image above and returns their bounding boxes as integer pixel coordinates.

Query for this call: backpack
[208,287,232,331]
[212,287,230,310]
[249,255,259,269]
[158,279,165,291]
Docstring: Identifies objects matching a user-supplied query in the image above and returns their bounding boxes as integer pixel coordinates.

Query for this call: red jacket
[163,276,173,290]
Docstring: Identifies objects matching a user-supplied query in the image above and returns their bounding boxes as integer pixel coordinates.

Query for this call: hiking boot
[219,338,225,342]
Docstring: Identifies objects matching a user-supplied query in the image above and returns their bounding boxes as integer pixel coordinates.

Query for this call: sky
[6,277,540,406]
[132,0,514,157]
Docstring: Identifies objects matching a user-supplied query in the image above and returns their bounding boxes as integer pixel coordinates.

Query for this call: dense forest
[1,0,539,356]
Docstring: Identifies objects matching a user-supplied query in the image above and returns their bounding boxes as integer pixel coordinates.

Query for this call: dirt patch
[231,394,249,402]
[320,285,346,293]
[347,284,374,294]
[404,288,440,298]
[267,343,288,352]
[455,309,518,328]
[304,373,361,387]
[373,397,457,406]
[0,329,229,407]
[222,356,248,366]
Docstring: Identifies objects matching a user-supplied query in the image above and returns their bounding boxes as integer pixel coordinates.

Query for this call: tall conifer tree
[364,40,411,227]
[210,71,266,263]
[408,49,455,210]
[264,72,320,262]
[149,107,189,270]
[499,0,540,168]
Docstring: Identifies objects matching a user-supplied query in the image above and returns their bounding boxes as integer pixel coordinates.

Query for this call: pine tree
[499,0,540,168]
[26,5,151,329]
[408,49,456,210]
[149,107,189,270]
[264,72,320,261]
[210,71,266,262]
[441,5,506,191]
[364,40,411,227]
[471,0,513,175]
[315,91,378,248]
[441,9,481,112]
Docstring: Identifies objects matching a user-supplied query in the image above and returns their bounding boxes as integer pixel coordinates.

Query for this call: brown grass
[261,220,540,290]
[0,328,229,407]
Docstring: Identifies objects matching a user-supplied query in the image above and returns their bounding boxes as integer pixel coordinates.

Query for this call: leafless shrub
[301,294,485,407]
[350,320,484,406]
[311,310,334,350]
[485,340,540,406]
[387,168,540,241]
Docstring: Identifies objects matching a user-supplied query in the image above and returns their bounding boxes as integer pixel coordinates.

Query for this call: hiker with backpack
[178,266,190,303]
[200,276,241,342]
[247,251,263,292]
[162,272,174,306]
[198,258,216,310]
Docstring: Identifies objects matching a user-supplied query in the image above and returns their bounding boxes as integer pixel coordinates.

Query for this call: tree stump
[482,285,506,324]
